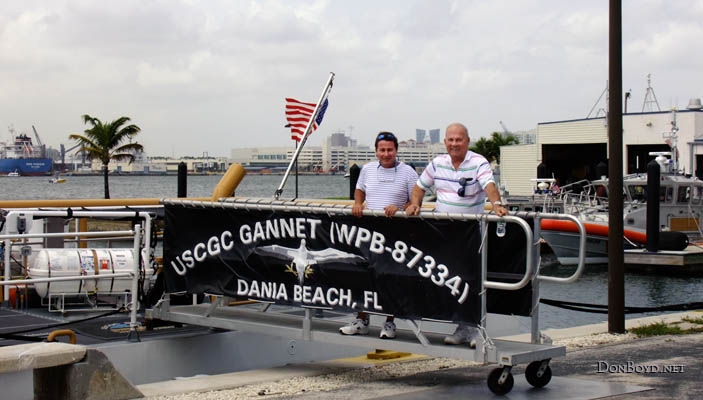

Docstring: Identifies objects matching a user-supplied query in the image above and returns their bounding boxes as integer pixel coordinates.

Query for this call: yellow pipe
[47,329,77,344]
[78,218,88,248]
[212,163,246,200]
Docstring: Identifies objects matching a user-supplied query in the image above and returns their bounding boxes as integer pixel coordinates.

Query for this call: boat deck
[0,307,208,347]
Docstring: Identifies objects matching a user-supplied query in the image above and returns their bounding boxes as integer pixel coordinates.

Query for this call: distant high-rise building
[416,129,426,143]
[329,132,349,147]
[429,129,440,144]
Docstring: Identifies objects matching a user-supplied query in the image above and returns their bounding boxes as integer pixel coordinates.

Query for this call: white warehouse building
[231,137,445,172]
[500,103,703,196]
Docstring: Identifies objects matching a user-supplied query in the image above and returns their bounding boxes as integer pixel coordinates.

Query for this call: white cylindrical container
[31,249,84,298]
[108,249,137,293]
[30,248,151,298]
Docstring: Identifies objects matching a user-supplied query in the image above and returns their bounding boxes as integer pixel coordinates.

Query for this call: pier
[625,245,703,273]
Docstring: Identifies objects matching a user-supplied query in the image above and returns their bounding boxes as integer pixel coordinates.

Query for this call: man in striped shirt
[340,131,418,339]
[406,122,507,347]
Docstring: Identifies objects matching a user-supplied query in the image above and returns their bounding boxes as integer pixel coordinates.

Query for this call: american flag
[285,98,329,142]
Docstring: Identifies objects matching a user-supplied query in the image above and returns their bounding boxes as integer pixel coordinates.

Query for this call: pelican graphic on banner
[254,239,365,284]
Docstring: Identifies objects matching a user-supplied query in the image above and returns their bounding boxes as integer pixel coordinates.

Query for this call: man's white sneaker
[379,321,396,339]
[339,318,369,335]
[444,325,480,348]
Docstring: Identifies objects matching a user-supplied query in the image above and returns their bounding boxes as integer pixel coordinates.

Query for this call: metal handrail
[0,273,133,286]
[482,215,533,291]
[0,230,135,240]
[534,213,587,283]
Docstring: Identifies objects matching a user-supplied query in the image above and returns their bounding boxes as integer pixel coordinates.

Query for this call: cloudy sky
[2,1,702,157]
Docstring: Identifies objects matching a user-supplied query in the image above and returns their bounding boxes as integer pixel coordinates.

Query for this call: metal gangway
[148,198,587,395]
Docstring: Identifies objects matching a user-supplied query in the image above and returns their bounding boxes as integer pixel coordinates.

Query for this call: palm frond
[111,153,136,163]
[112,143,144,153]
[81,114,100,127]
[68,134,98,149]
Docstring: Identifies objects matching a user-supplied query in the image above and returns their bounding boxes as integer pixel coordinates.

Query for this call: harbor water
[1,174,701,330]
[0,174,346,200]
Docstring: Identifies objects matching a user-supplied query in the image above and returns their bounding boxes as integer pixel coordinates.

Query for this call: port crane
[499,121,511,137]
[31,125,43,146]
[60,142,86,170]
[32,125,47,158]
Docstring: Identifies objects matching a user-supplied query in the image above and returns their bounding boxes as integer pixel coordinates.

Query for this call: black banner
[163,204,534,324]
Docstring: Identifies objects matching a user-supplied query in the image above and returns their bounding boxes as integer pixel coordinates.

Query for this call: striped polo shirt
[356,161,419,210]
[417,152,494,214]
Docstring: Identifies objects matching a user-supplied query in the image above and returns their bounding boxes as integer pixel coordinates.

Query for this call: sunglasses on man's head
[377,132,396,140]
[457,177,474,197]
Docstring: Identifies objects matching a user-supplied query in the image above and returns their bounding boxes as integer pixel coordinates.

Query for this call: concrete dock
[137,311,703,399]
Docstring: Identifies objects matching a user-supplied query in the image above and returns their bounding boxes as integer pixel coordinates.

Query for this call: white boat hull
[541,230,611,265]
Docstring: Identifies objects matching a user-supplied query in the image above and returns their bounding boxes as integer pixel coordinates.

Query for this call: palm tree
[470,137,493,161]
[69,115,143,199]
[470,132,519,164]
[487,132,519,164]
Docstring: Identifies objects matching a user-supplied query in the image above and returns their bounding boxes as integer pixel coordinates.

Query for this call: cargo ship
[0,128,52,175]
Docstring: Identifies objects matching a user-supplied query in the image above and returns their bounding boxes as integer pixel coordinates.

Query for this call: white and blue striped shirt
[356,161,418,210]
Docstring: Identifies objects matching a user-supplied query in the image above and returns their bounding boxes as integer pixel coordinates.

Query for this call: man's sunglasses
[457,177,474,197]
[377,132,396,140]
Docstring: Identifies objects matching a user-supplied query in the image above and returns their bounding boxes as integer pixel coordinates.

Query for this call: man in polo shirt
[339,131,418,339]
[406,122,508,347]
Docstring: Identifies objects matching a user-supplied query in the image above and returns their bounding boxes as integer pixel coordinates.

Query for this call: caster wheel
[487,367,514,395]
[525,360,552,388]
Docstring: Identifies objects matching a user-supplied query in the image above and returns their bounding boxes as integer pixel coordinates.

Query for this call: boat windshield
[694,186,703,205]
[628,185,647,203]
[677,186,691,204]
[594,183,608,199]
[660,186,674,203]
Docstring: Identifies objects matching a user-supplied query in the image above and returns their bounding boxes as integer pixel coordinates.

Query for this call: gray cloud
[1,0,702,157]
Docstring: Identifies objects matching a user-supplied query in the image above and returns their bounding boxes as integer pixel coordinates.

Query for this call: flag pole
[275,72,335,199]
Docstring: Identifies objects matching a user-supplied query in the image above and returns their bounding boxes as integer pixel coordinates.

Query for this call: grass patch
[682,316,703,325]
[629,319,703,337]
[629,322,686,337]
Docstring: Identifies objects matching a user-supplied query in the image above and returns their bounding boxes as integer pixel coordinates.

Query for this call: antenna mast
[587,81,608,119]
[662,109,679,172]
[642,73,661,112]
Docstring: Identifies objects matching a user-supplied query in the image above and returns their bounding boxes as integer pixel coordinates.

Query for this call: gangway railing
[0,209,154,342]
[150,198,588,395]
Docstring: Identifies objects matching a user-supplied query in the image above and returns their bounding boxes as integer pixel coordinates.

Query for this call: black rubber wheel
[487,367,514,395]
[525,361,552,388]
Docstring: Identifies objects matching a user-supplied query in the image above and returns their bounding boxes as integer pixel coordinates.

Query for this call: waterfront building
[511,129,536,144]
[323,141,444,171]
[500,100,703,195]
[327,131,356,147]
[86,153,228,174]
[231,146,323,171]
[229,132,446,173]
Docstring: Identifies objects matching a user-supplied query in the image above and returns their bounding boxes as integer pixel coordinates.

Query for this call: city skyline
[2,1,702,157]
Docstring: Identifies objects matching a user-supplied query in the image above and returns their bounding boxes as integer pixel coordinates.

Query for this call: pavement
[137,311,703,399]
